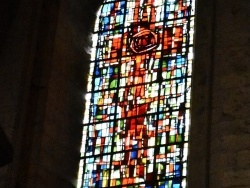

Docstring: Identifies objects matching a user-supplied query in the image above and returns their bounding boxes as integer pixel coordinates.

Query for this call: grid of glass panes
[78,0,195,187]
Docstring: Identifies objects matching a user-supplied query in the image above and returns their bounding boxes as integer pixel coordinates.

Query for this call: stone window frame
[80,0,215,187]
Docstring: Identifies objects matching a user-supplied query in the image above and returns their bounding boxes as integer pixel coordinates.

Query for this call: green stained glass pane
[110,79,117,88]
[177,135,183,142]
[116,180,121,185]
[169,135,175,143]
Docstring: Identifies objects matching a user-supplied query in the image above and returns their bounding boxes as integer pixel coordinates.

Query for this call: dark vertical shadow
[0,126,13,167]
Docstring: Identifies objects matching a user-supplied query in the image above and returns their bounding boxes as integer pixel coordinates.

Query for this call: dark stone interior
[0,0,249,187]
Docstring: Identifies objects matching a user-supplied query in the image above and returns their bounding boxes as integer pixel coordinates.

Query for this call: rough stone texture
[209,0,250,188]
[0,0,249,187]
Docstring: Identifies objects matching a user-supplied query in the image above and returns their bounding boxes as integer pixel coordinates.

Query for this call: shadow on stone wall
[0,125,13,167]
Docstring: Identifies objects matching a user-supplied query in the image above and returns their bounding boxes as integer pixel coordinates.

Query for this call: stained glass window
[78,0,195,187]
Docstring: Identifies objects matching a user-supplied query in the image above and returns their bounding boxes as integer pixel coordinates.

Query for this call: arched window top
[78,0,195,187]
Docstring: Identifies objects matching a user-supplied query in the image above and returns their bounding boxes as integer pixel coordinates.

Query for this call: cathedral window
[78,0,195,187]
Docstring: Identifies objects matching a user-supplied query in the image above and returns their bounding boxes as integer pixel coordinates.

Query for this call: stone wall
[0,0,249,187]
[209,0,250,187]
[0,0,101,187]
